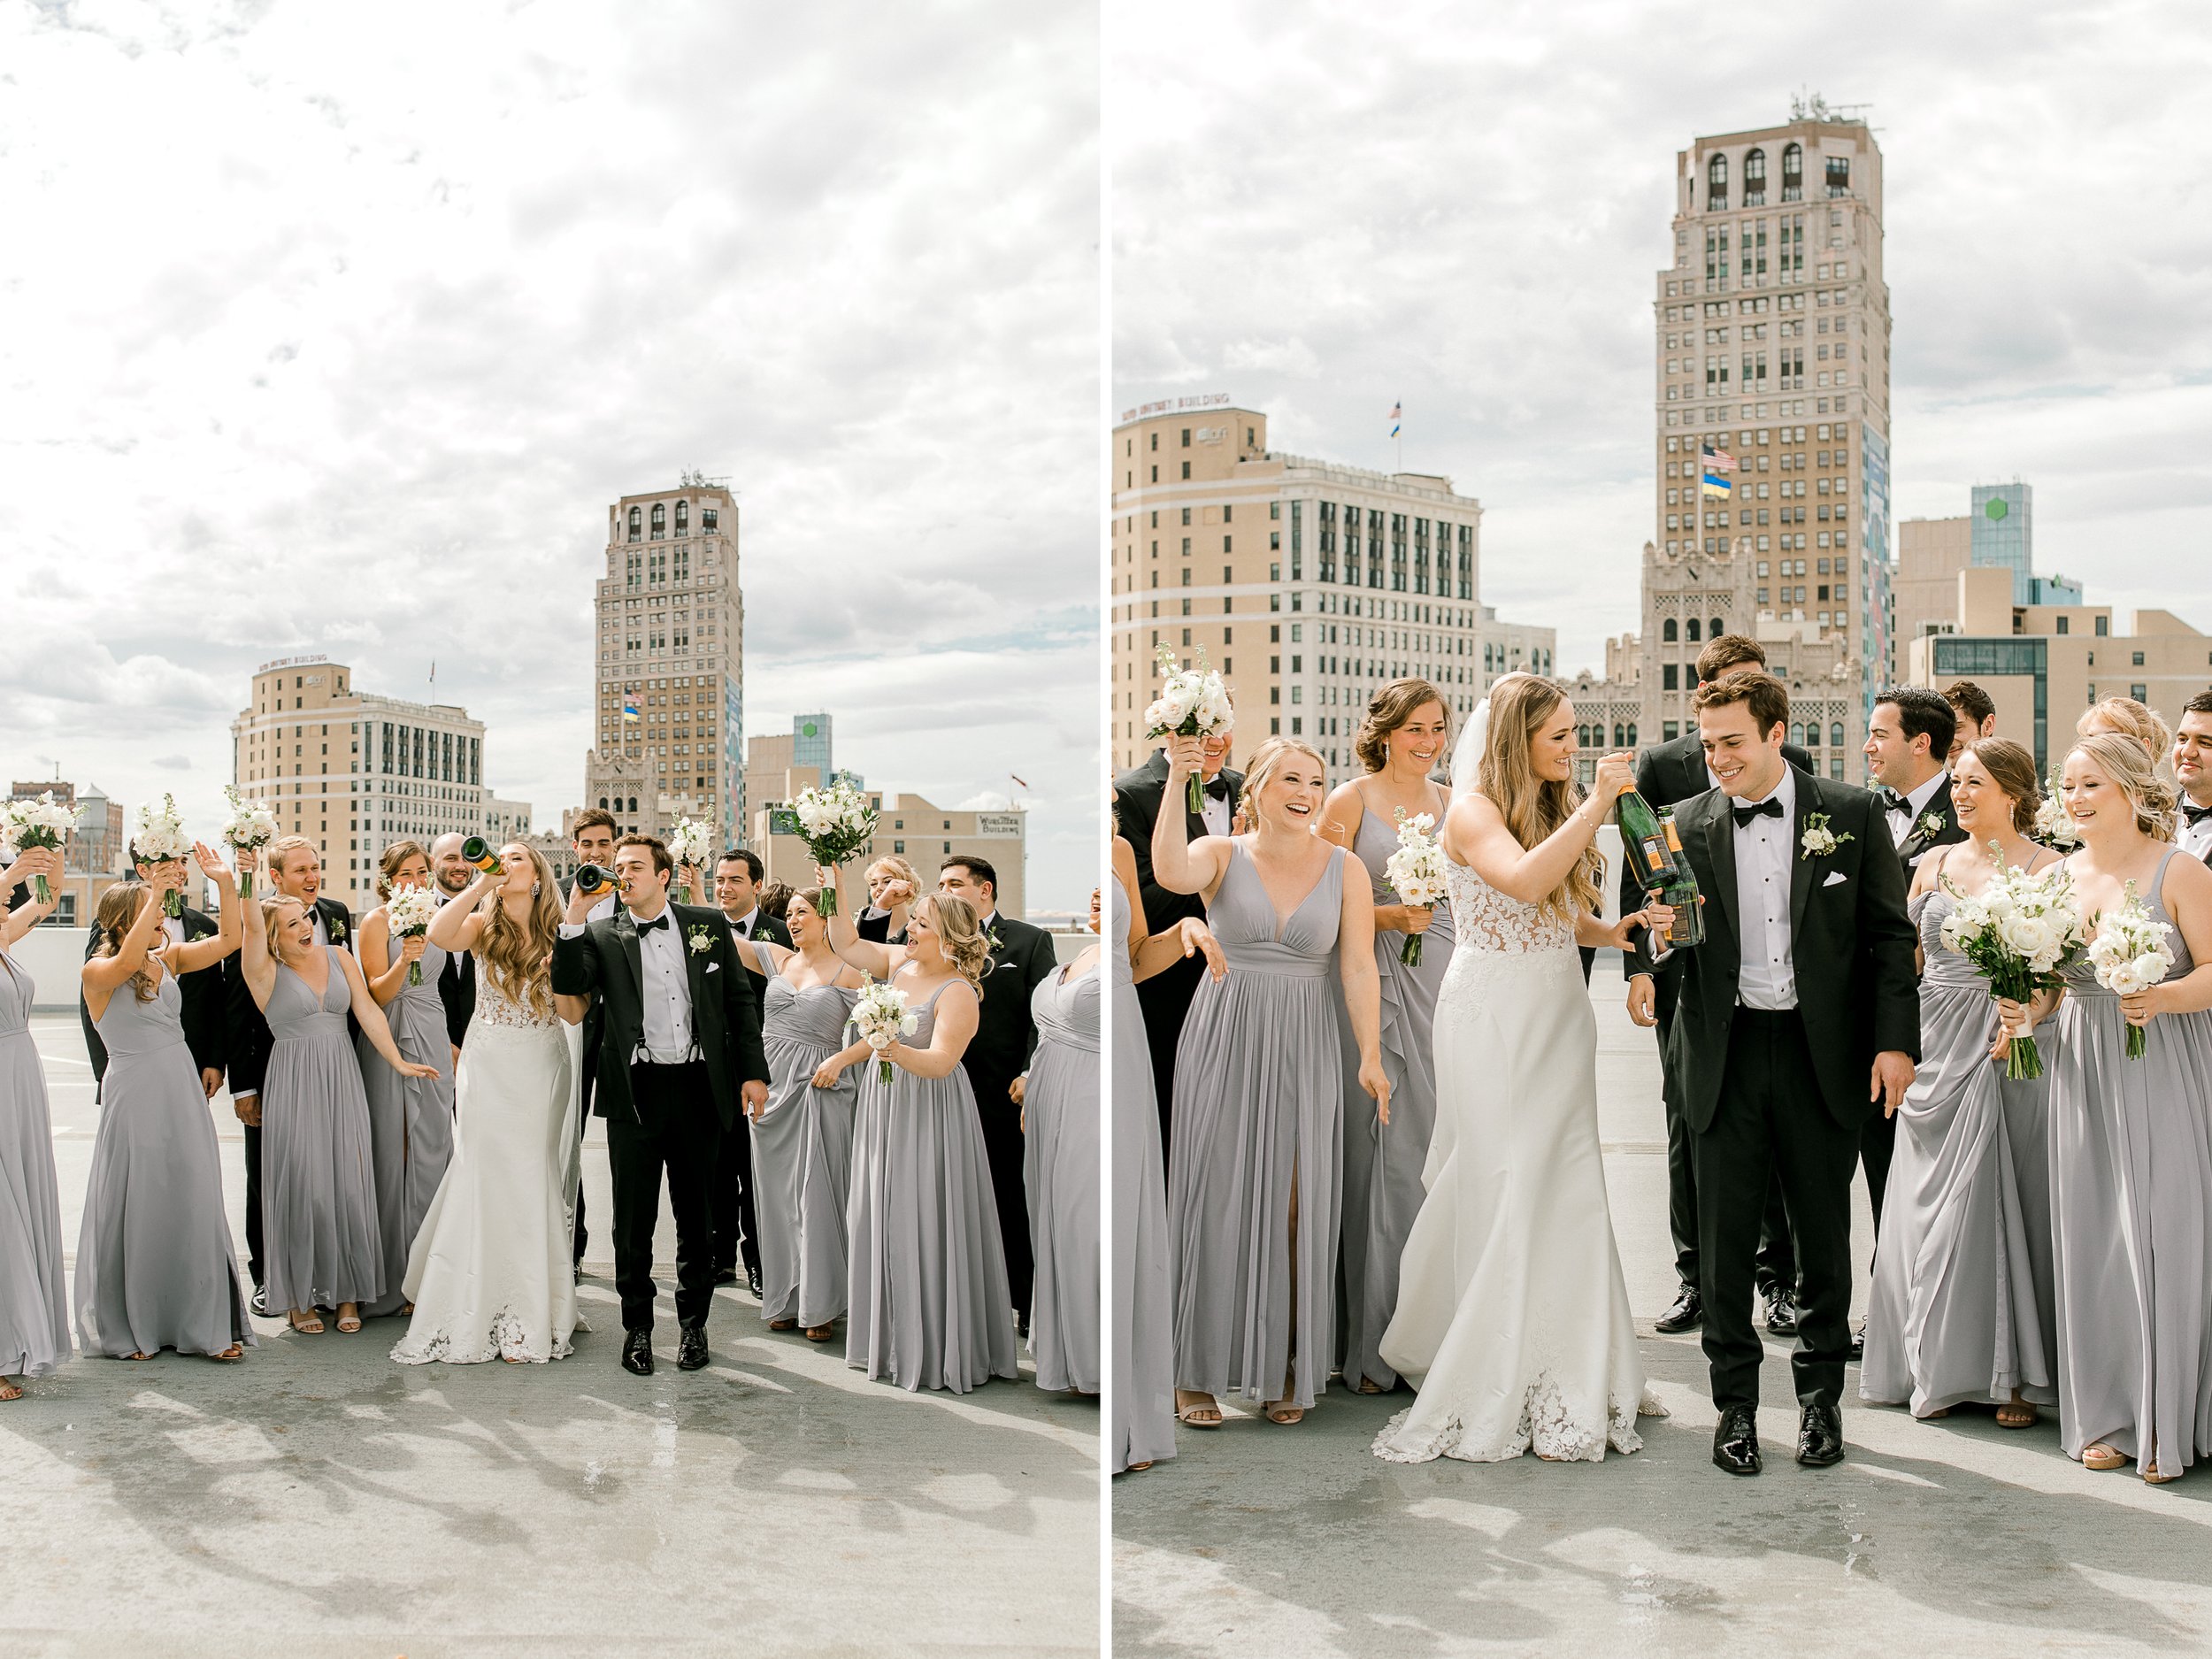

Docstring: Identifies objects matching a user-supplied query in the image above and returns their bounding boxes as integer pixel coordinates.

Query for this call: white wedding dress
[391,968,585,1365]
[1372,857,1659,1463]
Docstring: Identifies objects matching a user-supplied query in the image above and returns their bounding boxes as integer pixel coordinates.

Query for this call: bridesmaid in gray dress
[1151,733,1388,1427]
[1861,741,2059,1426]
[1319,679,1456,1394]
[357,842,458,1320]
[240,890,437,1335]
[76,845,252,1362]
[1016,910,1101,1395]
[822,872,1019,1394]
[2016,733,2212,1484]
[736,887,863,1339]
[1,848,70,1395]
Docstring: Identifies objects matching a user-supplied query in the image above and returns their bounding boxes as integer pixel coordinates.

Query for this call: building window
[1663,664,1679,691]
[673,501,688,535]
[2095,616,2108,636]
[1781,142,1803,201]
[626,506,641,542]
[1831,722,1845,748]
[1686,617,1701,643]
[1825,155,1851,196]
[2056,615,2070,634]
[649,503,666,538]
[2132,650,2147,666]
[1663,618,1678,642]
[1706,150,1728,210]
[1743,147,1766,205]
[1709,616,1724,639]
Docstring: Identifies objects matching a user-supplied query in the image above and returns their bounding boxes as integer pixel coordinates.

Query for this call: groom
[554,833,770,1376]
[1640,672,1917,1475]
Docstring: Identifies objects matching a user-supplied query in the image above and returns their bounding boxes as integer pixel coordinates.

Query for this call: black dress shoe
[250,1284,271,1320]
[677,1325,710,1371]
[713,1267,740,1287]
[1655,1286,1702,1334]
[746,1265,763,1299]
[1798,1403,1845,1467]
[1712,1404,1762,1476]
[621,1330,655,1376]
[1763,1286,1800,1336]
[1848,1323,1866,1362]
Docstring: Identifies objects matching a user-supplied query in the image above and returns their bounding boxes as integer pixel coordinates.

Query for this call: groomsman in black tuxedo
[1640,673,1918,1475]
[1111,723,1243,1155]
[426,833,477,1058]
[557,808,622,1272]
[1941,679,1999,765]
[2174,692,2212,866]
[938,855,1058,1332]
[856,856,916,945]
[82,843,229,1099]
[222,836,353,1317]
[1624,636,1812,1340]
[704,846,787,1294]
[553,833,769,1375]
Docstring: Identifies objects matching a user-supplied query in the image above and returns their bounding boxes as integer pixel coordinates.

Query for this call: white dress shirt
[585,888,618,925]
[627,906,697,1064]
[727,906,762,940]
[2178,795,2212,863]
[1732,764,1799,1011]
[1883,770,1948,850]
[1199,780,1232,837]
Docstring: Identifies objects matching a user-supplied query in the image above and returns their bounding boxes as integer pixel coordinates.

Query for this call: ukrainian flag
[1700,441,1734,500]
[622,696,641,723]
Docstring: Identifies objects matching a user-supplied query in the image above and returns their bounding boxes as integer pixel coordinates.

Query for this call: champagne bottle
[1655,807,1706,948]
[1614,789,1681,894]
[461,835,505,876]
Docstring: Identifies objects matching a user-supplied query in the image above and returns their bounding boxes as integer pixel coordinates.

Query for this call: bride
[1373,673,1667,1463]
[393,842,588,1365]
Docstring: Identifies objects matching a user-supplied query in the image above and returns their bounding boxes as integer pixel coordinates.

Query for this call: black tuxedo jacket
[727,910,793,950]
[1620,735,1813,981]
[83,899,227,1087]
[1652,772,1918,1134]
[856,905,907,946]
[558,876,617,1088]
[966,914,1059,1089]
[1112,748,1247,936]
[1888,774,1972,875]
[437,943,476,1049]
[223,895,355,1099]
[550,901,770,1133]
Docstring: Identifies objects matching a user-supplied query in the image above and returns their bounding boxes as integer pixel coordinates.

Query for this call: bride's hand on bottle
[1588,752,1637,806]
[1358,1056,1391,1126]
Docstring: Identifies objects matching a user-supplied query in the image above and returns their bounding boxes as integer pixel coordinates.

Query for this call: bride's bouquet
[1144,645,1234,814]
[849,979,915,1083]
[2034,770,2081,851]
[1383,808,1448,967]
[385,884,442,987]
[133,795,192,918]
[2087,880,2176,1060]
[790,781,879,916]
[1,791,80,903]
[1938,850,2085,1079]
[219,787,280,897]
[666,815,714,873]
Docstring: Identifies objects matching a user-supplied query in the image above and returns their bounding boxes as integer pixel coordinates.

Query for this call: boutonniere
[1801,814,1853,859]
[327,915,347,943]
[1916,810,1947,841]
[987,926,1005,954]
[687,924,713,955]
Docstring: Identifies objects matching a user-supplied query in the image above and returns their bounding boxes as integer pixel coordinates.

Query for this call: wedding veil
[1449,671,1535,804]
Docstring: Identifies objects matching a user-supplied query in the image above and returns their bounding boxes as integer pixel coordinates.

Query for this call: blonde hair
[865,854,918,895]
[92,882,161,1003]
[1354,679,1452,774]
[910,893,991,991]
[1238,735,1325,833]
[2078,697,2171,759]
[2068,733,2179,841]
[477,842,563,1020]
[266,834,319,880]
[259,895,309,958]
[1479,675,1602,925]
[375,840,428,903]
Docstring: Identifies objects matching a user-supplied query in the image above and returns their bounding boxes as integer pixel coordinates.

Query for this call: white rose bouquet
[2,791,80,904]
[219,787,280,897]
[133,795,192,918]
[385,885,442,987]
[1938,850,2085,1079]
[666,815,715,873]
[2087,880,2176,1061]
[1382,807,1448,966]
[849,979,916,1084]
[789,782,879,917]
[1144,646,1234,814]
[2034,770,2081,850]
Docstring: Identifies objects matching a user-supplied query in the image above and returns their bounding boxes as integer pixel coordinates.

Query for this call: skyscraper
[584,477,748,843]
[1970,481,2032,603]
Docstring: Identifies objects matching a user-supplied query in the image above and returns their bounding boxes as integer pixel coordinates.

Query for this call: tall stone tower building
[583,477,747,846]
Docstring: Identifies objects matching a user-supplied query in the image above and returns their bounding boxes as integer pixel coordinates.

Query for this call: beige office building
[1893,515,1975,682]
[748,784,1030,920]
[1109,399,1554,778]
[584,477,748,846]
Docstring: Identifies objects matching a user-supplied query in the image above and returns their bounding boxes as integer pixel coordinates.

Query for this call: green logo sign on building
[1985,497,2008,522]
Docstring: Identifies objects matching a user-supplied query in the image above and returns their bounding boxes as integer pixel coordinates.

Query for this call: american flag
[1700,441,1735,499]
[1388,402,1402,439]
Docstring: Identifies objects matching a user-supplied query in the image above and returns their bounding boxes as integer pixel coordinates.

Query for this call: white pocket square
[706,962,721,973]
[1823,872,1847,887]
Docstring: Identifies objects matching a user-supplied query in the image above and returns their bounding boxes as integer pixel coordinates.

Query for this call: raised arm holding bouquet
[1145,646,1234,816]
[134,795,191,918]
[789,782,879,917]
[220,788,279,898]
[2,792,80,904]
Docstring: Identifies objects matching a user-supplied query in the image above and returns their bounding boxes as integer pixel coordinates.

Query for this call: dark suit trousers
[242,1123,265,1286]
[965,1057,1033,1319]
[711,1111,761,1282]
[1134,956,1199,1167]
[1859,1110,1897,1235]
[1692,1008,1857,1413]
[606,1061,721,1332]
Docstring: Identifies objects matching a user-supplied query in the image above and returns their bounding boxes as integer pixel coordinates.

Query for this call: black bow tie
[633,913,670,934]
[1878,788,1910,815]
[1732,797,1786,828]
[2186,802,2212,826]
[1203,777,1231,801]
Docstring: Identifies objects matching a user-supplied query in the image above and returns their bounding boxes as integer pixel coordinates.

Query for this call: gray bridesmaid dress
[1024,952,1100,1394]
[0,949,70,1379]
[361,928,456,1318]
[1169,841,1346,1411]
[1860,879,2057,1416]
[2048,849,2212,1472]
[1111,879,1176,1471]
[75,969,254,1357]
[846,973,1020,1393]
[1337,802,1455,1392]
[262,948,386,1315]
[750,942,860,1329]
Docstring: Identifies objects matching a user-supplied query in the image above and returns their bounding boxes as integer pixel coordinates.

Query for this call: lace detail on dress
[472,965,561,1030]
[391,1303,588,1366]
[1372,1380,1666,1464]
[1443,862,1575,957]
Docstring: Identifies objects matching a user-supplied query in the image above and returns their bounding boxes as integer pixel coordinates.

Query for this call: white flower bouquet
[385,884,442,987]
[1383,808,1448,966]
[1144,645,1234,814]
[2034,770,2081,850]
[2087,880,2176,1060]
[219,787,280,897]
[2,791,80,903]
[1938,849,2085,1079]
[849,979,915,1083]
[133,795,191,918]
[790,782,879,916]
[666,815,714,872]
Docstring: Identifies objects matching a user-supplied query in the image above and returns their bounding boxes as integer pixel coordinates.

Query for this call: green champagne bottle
[1655,807,1706,948]
[1614,789,1681,893]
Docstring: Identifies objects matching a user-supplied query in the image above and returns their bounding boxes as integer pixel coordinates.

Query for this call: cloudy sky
[1113,0,2212,676]
[0,0,1100,910]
